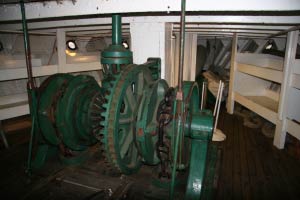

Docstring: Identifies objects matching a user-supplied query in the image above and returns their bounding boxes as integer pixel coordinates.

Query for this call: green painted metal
[185,139,208,200]
[55,75,99,150]
[112,14,121,45]
[200,144,219,200]
[38,74,73,145]
[136,79,168,165]
[31,12,216,200]
[140,58,161,80]
[170,110,183,199]
[101,14,133,72]
[100,65,154,174]
[164,81,213,199]
[34,73,103,169]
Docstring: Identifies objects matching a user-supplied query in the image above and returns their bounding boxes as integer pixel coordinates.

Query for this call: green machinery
[24,4,215,199]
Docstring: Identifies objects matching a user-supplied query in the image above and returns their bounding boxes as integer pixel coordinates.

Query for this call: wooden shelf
[0,62,102,81]
[286,119,300,141]
[293,59,300,75]
[0,65,57,81]
[291,74,300,90]
[0,102,29,121]
[234,92,278,124]
[237,63,283,83]
[0,93,29,120]
[237,53,283,70]
[228,31,299,150]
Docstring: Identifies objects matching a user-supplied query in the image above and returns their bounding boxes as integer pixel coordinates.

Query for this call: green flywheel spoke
[125,86,137,113]
[120,131,133,158]
[129,143,139,164]
[101,65,155,174]
[135,72,145,96]
[118,123,131,144]
[119,116,133,125]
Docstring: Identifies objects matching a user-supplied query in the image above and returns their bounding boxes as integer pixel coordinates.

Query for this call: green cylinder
[112,14,121,45]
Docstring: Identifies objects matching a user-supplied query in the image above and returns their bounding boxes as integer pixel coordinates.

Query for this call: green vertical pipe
[112,14,121,45]
[170,114,183,199]
[177,0,186,93]
[26,114,35,175]
[20,0,38,176]
[20,0,35,89]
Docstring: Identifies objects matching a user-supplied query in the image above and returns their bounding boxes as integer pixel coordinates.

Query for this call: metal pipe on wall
[20,0,35,89]
[112,14,122,45]
[177,0,186,94]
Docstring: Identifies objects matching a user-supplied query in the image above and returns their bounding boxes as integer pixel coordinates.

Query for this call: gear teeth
[98,65,146,175]
[100,138,106,143]
[100,121,106,126]
[102,103,109,109]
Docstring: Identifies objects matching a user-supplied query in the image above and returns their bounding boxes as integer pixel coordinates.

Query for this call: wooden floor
[215,109,300,200]
[1,109,300,199]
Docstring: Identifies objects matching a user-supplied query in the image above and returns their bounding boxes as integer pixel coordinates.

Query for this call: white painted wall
[130,22,167,78]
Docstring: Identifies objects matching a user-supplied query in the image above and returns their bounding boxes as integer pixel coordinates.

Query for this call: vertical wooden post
[164,23,173,85]
[274,30,299,149]
[56,29,66,73]
[227,33,238,114]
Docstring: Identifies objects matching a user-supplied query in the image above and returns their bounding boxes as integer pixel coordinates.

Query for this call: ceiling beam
[1,15,300,31]
[1,0,300,22]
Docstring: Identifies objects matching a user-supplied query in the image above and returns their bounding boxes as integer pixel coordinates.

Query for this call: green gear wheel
[100,64,154,174]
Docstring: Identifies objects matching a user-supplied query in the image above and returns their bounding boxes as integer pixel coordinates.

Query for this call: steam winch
[25,7,216,200]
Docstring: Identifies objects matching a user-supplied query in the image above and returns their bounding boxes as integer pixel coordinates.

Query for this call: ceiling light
[65,49,77,57]
[122,40,129,49]
[66,40,77,50]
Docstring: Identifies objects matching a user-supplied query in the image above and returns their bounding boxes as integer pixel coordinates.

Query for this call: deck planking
[215,108,300,200]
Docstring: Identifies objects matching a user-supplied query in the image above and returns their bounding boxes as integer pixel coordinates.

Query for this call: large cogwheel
[100,64,154,174]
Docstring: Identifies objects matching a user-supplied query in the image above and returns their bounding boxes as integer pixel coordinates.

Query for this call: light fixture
[122,40,129,49]
[265,43,273,50]
[65,49,77,57]
[264,40,275,50]
[66,40,77,50]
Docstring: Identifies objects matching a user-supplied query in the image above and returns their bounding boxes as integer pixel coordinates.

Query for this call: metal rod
[201,83,204,110]
[214,82,224,132]
[213,80,222,116]
[0,121,9,149]
[0,30,56,36]
[170,109,182,200]
[26,115,35,175]
[200,80,207,110]
[20,0,35,89]
[112,14,122,45]
[56,178,105,192]
[267,25,300,39]
[177,0,186,94]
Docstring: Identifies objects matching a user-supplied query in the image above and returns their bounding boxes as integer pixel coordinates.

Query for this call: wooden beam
[227,33,238,114]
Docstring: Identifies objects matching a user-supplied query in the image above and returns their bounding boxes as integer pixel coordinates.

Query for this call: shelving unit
[275,30,300,148]
[227,30,300,149]
[0,29,102,121]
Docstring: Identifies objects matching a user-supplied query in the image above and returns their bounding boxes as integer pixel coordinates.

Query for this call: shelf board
[237,63,283,83]
[234,92,278,124]
[286,119,300,141]
[0,62,102,81]
[291,74,300,90]
[237,53,283,70]
[293,59,300,75]
[0,65,58,81]
[0,101,29,121]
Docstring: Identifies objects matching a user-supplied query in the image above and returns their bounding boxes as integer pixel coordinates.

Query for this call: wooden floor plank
[216,109,300,200]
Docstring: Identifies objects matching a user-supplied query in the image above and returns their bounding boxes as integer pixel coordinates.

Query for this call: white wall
[130,22,167,79]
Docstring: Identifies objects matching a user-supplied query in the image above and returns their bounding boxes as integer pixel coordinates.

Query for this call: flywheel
[100,64,154,174]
